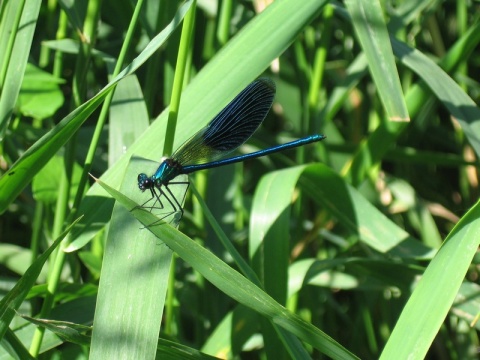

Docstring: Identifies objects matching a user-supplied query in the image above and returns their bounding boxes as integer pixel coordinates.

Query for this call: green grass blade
[108,74,149,165]
[190,182,261,286]
[192,183,311,359]
[1,328,34,360]
[344,0,409,122]
[18,316,90,346]
[0,0,193,214]
[250,167,299,359]
[392,38,480,157]
[0,0,41,138]
[0,216,83,339]
[297,164,434,257]
[380,200,480,358]
[94,176,358,360]
[89,158,185,359]
[335,3,480,185]
[201,305,259,357]
[155,338,220,359]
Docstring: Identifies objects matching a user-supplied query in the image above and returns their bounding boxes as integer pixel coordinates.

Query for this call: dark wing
[172,78,275,166]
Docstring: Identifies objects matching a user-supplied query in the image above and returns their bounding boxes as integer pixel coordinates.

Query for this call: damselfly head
[137,173,152,191]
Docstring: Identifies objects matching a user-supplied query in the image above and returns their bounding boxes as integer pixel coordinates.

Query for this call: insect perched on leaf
[137,78,326,219]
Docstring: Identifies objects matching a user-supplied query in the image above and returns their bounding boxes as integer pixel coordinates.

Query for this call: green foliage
[1,0,479,359]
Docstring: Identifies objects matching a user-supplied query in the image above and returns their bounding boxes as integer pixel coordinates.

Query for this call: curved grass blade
[380,200,480,358]
[391,37,480,157]
[95,176,358,360]
[190,182,311,359]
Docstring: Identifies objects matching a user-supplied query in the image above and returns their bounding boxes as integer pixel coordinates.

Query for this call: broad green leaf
[32,155,82,204]
[17,63,65,120]
[42,39,115,63]
[89,158,187,359]
[108,74,149,165]
[0,244,44,280]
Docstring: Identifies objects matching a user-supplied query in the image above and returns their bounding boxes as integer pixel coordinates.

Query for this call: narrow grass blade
[0,216,83,339]
[191,182,311,359]
[392,37,480,157]
[380,200,480,358]
[0,0,41,138]
[1,328,35,360]
[344,0,409,122]
[94,176,358,360]
[18,316,90,346]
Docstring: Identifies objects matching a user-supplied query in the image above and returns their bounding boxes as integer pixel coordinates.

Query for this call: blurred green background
[0,0,479,359]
